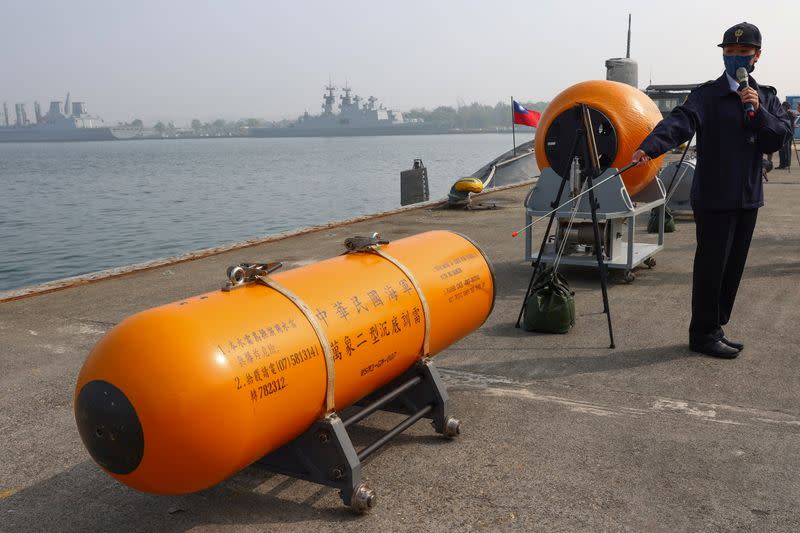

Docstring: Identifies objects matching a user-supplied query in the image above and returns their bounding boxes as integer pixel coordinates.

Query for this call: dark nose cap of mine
[75,380,144,475]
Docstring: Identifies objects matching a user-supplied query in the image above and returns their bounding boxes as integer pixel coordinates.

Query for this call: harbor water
[0,134,527,292]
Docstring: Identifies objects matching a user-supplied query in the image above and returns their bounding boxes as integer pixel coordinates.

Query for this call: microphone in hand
[736,67,755,118]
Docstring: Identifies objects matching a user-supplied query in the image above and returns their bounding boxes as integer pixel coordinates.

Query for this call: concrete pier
[1,163,799,531]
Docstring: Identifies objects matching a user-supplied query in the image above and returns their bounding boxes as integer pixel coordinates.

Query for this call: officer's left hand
[739,86,760,112]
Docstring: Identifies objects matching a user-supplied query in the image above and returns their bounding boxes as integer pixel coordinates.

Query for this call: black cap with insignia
[718,22,761,48]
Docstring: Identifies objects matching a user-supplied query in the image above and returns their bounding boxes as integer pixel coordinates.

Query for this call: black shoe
[689,340,740,359]
[721,337,743,351]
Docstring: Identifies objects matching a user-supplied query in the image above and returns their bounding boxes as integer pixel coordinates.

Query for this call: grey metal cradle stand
[256,359,460,513]
[524,166,666,283]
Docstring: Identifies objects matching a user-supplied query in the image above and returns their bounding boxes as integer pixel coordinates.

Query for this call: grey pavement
[1,163,799,532]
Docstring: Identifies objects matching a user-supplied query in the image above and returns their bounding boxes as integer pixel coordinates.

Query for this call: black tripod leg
[585,176,615,348]
[514,178,568,328]
[515,129,581,329]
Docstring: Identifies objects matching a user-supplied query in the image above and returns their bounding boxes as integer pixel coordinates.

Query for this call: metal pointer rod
[511,161,638,237]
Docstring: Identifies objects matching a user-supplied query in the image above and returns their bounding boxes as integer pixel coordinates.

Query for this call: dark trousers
[778,139,792,168]
[689,208,758,345]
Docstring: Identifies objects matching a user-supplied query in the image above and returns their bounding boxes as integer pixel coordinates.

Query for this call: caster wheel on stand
[442,416,461,439]
[350,483,377,513]
[644,257,656,269]
[622,270,636,283]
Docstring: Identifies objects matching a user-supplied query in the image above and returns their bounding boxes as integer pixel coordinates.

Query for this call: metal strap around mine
[343,235,432,357]
[356,246,431,358]
[255,275,337,414]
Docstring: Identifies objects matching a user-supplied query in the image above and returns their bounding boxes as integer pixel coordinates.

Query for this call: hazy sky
[2,0,798,125]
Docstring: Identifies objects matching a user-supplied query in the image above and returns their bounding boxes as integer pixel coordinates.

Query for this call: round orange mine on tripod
[534,80,665,196]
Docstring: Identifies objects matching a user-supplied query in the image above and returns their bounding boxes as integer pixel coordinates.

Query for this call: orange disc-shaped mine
[534,80,664,196]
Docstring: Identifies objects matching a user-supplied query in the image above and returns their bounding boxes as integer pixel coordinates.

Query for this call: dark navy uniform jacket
[639,74,792,211]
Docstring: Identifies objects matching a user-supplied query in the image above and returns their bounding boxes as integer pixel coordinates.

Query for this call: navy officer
[631,22,792,358]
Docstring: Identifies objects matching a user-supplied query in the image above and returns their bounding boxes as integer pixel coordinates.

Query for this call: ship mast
[340,83,353,112]
[322,82,337,115]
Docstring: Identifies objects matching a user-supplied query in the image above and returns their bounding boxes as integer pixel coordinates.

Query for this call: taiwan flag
[513,100,541,127]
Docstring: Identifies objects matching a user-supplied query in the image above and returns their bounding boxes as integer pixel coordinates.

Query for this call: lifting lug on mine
[223,262,283,291]
[344,233,389,252]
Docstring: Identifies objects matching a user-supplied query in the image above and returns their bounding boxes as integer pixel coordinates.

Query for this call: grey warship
[0,94,117,142]
[250,84,452,138]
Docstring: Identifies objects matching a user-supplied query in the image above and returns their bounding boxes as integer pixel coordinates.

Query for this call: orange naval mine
[74,230,495,494]
[534,79,665,196]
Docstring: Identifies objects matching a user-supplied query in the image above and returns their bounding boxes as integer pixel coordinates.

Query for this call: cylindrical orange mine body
[74,230,494,495]
[534,79,665,196]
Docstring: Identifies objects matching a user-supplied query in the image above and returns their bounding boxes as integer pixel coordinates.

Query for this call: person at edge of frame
[777,100,794,169]
[777,101,794,168]
[631,22,793,359]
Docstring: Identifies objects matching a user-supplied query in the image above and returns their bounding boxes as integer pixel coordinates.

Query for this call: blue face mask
[723,54,755,78]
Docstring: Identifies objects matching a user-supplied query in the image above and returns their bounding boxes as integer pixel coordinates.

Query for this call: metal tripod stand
[515,103,617,349]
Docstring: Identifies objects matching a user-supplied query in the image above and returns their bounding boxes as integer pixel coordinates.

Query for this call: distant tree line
[149,118,271,137]
[116,119,144,127]
[404,101,549,129]
[138,100,551,135]
[190,118,269,131]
